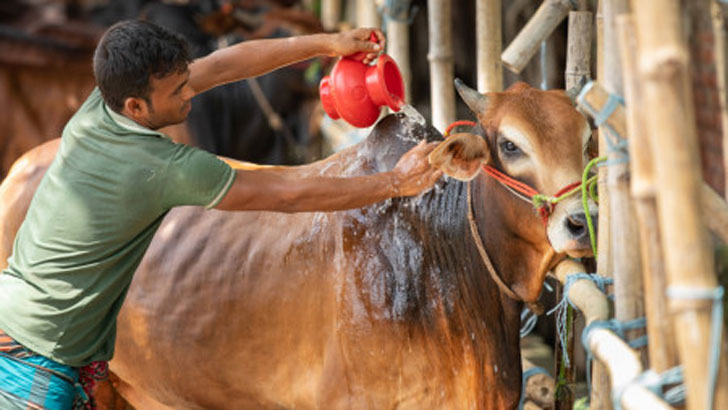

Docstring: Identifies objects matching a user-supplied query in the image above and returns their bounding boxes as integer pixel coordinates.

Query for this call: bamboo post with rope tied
[630,1,728,409]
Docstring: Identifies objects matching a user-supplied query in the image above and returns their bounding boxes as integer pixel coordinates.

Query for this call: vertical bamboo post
[385,3,412,103]
[617,14,680,374]
[591,2,613,408]
[602,0,647,369]
[566,11,593,90]
[321,0,341,31]
[712,1,728,199]
[477,0,503,93]
[553,9,593,410]
[501,0,573,74]
[631,1,728,409]
[428,0,455,131]
[356,0,380,28]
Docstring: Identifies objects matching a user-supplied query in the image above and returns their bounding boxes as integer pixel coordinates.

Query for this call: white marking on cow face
[547,122,597,257]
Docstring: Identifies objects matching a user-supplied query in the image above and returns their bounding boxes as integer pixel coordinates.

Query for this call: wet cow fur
[0,82,593,409]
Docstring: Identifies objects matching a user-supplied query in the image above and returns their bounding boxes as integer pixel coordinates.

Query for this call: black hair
[93,20,191,112]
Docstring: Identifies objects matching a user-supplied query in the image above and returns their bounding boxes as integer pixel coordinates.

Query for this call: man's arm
[214,142,443,212]
[188,28,384,95]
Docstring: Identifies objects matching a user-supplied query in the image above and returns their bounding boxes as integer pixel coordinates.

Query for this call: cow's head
[431,80,597,301]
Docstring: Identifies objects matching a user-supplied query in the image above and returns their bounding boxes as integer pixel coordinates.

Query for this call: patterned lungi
[0,329,108,410]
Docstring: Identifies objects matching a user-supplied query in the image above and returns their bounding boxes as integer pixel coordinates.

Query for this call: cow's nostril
[565,213,587,237]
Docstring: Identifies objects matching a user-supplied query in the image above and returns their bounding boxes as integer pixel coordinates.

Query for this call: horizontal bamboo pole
[552,260,674,410]
[577,81,627,140]
[501,0,573,74]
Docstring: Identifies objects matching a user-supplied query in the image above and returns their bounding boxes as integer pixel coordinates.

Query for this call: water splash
[399,103,427,126]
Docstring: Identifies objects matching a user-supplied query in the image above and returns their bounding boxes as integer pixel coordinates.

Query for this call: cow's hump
[364,113,441,173]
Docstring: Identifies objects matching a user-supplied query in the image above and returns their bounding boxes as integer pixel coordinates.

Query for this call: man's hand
[392,141,444,197]
[328,28,386,64]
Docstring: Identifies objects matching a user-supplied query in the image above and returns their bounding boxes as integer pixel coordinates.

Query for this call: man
[0,20,442,409]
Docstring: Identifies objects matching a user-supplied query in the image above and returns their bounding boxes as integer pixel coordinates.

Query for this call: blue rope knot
[547,273,614,368]
[576,80,629,164]
[665,285,724,410]
[629,366,686,407]
[580,317,647,410]
[518,366,550,410]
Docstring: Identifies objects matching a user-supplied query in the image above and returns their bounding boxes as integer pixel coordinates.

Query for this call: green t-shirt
[0,88,235,367]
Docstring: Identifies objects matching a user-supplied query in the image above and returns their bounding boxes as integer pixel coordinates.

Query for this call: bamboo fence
[631,1,728,409]
[427,0,455,131]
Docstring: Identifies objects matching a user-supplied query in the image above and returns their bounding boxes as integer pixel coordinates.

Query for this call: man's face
[143,69,194,129]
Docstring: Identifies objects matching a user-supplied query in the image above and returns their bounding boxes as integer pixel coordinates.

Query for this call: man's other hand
[392,141,444,197]
[328,28,385,64]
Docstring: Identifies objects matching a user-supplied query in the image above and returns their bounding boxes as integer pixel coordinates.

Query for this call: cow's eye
[500,139,522,156]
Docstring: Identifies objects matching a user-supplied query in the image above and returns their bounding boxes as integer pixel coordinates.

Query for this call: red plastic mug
[319,33,405,128]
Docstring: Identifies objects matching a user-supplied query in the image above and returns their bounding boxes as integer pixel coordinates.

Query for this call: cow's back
[0,139,60,270]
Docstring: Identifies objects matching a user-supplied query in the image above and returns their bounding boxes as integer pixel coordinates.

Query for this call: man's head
[93,20,194,129]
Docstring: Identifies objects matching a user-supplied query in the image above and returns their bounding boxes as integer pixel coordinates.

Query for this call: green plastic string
[582,156,607,257]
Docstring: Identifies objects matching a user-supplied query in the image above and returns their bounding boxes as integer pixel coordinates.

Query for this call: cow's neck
[413,177,523,389]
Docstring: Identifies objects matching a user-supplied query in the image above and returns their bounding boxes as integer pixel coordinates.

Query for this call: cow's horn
[454,78,489,115]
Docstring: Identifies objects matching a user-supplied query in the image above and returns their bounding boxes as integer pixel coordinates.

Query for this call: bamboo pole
[712,1,728,199]
[428,0,455,132]
[385,2,412,103]
[321,0,341,31]
[565,11,593,90]
[631,1,728,409]
[617,14,680,374]
[600,0,647,371]
[702,182,728,244]
[579,81,728,243]
[356,0,380,28]
[477,0,503,93]
[501,0,573,74]
[578,83,627,137]
[552,260,674,410]
[592,2,613,408]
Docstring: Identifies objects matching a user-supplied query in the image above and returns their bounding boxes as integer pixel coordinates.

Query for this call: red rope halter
[443,120,582,225]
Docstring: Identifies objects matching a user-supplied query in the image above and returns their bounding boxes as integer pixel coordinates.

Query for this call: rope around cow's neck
[466,181,522,301]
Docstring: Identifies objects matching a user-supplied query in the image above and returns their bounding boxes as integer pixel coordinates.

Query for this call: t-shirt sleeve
[161,143,236,209]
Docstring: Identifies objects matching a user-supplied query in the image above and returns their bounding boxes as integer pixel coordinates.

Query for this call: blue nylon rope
[520,307,539,338]
[518,366,550,410]
[547,273,613,368]
[575,80,629,165]
[581,317,648,408]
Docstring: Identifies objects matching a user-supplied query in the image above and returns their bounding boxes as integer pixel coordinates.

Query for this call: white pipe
[552,260,675,410]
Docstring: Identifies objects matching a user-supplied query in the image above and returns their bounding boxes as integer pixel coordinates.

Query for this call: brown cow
[0,81,596,409]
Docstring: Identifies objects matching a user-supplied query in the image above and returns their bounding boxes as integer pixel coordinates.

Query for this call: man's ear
[123,96,148,118]
[428,132,490,181]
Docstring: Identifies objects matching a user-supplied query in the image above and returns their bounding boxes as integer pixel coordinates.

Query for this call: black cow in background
[92,0,325,164]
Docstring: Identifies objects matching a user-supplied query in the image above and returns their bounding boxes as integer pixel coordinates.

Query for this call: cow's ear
[428,132,490,181]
